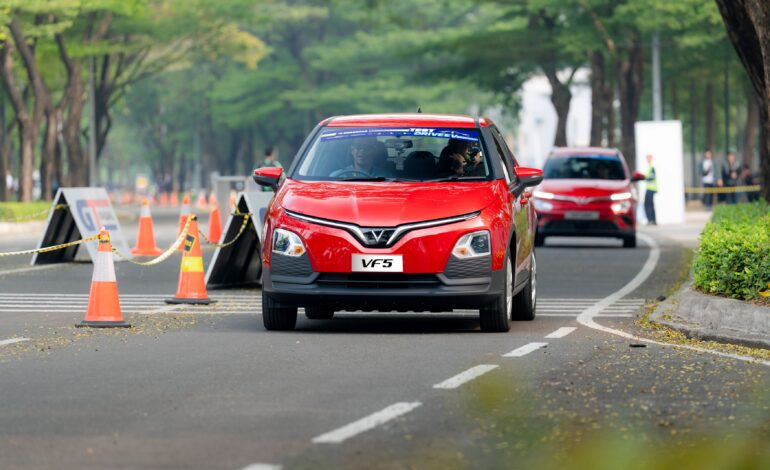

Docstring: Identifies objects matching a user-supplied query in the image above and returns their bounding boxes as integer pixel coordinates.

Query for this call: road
[0,209,768,469]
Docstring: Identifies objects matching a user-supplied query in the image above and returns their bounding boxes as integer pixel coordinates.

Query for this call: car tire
[305,306,335,320]
[535,233,545,247]
[511,252,536,321]
[623,235,636,248]
[262,291,297,331]
[479,253,512,332]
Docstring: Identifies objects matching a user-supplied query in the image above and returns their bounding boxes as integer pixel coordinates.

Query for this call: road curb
[650,277,770,350]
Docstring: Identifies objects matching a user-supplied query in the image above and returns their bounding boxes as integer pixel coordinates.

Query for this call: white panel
[634,121,685,224]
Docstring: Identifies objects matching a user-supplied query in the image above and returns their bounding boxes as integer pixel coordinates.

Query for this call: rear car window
[543,155,626,180]
[293,127,491,182]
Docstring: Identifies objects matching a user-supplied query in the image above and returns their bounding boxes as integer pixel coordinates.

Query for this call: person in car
[330,139,394,177]
[437,139,483,177]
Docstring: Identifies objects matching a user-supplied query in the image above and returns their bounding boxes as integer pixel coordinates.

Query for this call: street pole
[723,52,730,155]
[88,56,98,187]
[652,32,662,121]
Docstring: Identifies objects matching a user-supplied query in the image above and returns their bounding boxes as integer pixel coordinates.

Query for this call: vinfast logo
[361,228,396,247]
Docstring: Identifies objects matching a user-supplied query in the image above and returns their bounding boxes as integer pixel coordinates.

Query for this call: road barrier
[131,199,163,256]
[206,192,272,288]
[76,228,130,328]
[32,188,131,265]
[166,215,214,305]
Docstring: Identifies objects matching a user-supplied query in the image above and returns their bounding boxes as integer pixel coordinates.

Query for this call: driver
[330,139,393,177]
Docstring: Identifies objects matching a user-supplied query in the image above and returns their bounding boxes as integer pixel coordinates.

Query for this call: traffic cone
[229,191,237,211]
[177,193,191,250]
[170,191,179,206]
[77,229,130,328]
[131,199,163,256]
[166,215,214,305]
[196,191,207,210]
[208,196,222,243]
[159,192,168,206]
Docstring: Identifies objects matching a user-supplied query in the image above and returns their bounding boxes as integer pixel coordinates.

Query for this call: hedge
[0,202,53,222]
[693,201,770,300]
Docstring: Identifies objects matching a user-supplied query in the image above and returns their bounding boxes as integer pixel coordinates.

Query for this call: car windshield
[294,127,490,182]
[543,155,626,180]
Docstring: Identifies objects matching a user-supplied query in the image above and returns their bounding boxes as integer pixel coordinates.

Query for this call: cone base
[165,297,216,305]
[76,320,131,328]
[131,247,163,256]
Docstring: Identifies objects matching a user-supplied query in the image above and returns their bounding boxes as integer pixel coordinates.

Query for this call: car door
[489,126,532,284]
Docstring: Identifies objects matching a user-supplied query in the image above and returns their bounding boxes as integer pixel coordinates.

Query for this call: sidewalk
[644,208,770,350]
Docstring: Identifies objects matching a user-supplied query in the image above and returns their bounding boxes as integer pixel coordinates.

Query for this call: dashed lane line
[503,342,548,357]
[545,327,577,339]
[0,337,30,347]
[240,464,282,470]
[312,402,422,444]
[432,364,499,389]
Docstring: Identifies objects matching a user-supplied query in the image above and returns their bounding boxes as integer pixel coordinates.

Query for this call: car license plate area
[351,254,403,273]
[564,211,600,221]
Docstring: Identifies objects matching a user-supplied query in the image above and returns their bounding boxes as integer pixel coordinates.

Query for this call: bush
[0,202,54,222]
[693,201,770,300]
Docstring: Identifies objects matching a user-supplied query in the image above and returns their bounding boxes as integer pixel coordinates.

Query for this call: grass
[0,202,55,222]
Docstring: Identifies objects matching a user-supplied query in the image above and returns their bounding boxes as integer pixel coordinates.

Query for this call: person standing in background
[741,163,759,202]
[258,147,282,192]
[701,149,715,209]
[719,151,740,204]
[644,154,657,225]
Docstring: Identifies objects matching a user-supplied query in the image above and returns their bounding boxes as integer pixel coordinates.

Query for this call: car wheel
[535,233,545,247]
[262,290,297,331]
[479,253,512,332]
[305,306,335,320]
[511,251,536,321]
[623,235,636,248]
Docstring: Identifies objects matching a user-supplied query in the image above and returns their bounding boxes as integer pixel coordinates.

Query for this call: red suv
[532,147,644,248]
[253,114,543,332]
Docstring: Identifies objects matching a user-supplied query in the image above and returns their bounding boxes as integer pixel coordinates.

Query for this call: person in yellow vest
[644,153,657,225]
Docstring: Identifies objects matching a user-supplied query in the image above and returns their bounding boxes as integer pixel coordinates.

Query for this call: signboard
[634,121,685,224]
[32,188,131,265]
[205,191,273,288]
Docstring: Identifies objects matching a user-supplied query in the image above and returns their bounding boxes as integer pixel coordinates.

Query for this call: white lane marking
[576,233,770,367]
[433,365,499,389]
[312,402,422,444]
[545,327,577,339]
[0,337,30,347]
[539,313,632,317]
[0,265,66,277]
[240,464,282,470]
[503,342,548,357]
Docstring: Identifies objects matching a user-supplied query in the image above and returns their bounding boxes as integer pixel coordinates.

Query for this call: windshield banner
[320,128,479,142]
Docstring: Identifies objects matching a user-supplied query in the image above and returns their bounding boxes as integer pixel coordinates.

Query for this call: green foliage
[693,202,770,300]
[0,202,53,221]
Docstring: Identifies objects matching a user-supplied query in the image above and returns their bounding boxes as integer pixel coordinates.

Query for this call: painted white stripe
[545,327,577,339]
[312,402,421,444]
[240,464,282,470]
[0,265,66,277]
[503,342,548,357]
[433,364,499,389]
[0,337,29,346]
[539,313,632,317]
[576,233,770,368]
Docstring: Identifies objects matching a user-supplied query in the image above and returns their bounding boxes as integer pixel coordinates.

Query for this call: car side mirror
[253,167,283,190]
[515,167,544,188]
[631,171,646,182]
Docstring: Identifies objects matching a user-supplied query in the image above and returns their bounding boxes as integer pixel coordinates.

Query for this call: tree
[714,0,770,202]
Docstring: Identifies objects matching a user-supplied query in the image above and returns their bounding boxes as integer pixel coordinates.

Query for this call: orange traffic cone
[196,191,208,210]
[177,193,191,250]
[170,191,179,206]
[159,192,168,206]
[229,191,237,211]
[207,195,222,243]
[131,199,163,256]
[77,229,130,328]
[166,215,214,305]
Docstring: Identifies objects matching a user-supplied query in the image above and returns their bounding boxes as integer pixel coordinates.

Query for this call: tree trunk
[616,35,644,170]
[56,34,88,187]
[606,83,616,147]
[714,0,770,202]
[0,93,7,201]
[40,112,58,200]
[590,51,606,147]
[704,82,715,151]
[742,81,760,168]
[18,122,35,202]
[544,68,572,147]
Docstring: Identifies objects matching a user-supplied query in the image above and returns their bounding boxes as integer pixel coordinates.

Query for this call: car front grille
[545,220,619,233]
[315,273,440,289]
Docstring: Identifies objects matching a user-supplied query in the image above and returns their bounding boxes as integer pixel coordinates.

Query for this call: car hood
[277,179,501,226]
[538,178,630,198]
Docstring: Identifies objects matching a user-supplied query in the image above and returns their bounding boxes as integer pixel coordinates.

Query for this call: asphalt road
[0,209,768,469]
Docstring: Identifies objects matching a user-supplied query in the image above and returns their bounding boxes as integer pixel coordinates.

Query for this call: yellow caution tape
[0,204,68,222]
[684,185,761,194]
[199,213,252,248]
[111,215,194,266]
[0,231,100,257]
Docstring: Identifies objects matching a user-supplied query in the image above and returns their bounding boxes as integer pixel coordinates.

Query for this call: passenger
[437,139,471,176]
[596,162,610,179]
[330,139,394,177]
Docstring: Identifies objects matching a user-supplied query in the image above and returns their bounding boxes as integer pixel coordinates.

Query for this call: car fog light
[611,200,632,214]
[272,228,306,257]
[533,199,553,212]
[453,230,491,258]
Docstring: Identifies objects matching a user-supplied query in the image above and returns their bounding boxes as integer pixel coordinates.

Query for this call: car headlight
[452,230,491,258]
[610,192,632,201]
[272,228,306,257]
[533,190,555,200]
[533,199,553,212]
[611,200,632,214]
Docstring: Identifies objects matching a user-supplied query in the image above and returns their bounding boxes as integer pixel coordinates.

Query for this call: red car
[253,113,543,332]
[532,147,645,248]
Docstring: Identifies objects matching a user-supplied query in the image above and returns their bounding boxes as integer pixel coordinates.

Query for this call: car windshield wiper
[423,176,488,182]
